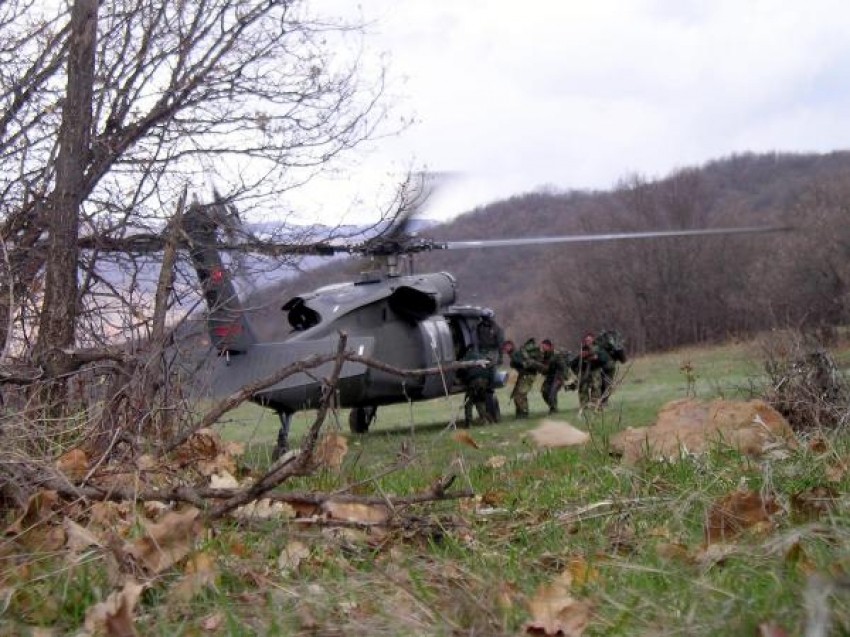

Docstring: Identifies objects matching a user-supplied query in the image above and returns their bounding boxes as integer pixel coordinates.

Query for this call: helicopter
[180,192,786,457]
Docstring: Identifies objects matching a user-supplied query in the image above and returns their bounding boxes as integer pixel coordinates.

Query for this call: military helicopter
[180,187,785,457]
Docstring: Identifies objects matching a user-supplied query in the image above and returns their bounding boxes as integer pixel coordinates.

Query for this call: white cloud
[292,0,850,224]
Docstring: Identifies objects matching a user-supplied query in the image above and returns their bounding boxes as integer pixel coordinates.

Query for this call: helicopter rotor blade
[439,225,792,251]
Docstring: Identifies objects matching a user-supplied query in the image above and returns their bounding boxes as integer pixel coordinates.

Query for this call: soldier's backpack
[595,330,627,363]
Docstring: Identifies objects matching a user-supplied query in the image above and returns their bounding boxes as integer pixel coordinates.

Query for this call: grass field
[203,338,850,636]
[5,338,850,636]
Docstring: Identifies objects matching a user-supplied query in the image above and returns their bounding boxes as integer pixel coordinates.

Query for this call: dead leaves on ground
[83,579,146,637]
[704,489,780,544]
[525,569,594,636]
[452,430,481,449]
[124,507,203,575]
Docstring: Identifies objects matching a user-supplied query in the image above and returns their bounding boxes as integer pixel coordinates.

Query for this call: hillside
[243,151,850,353]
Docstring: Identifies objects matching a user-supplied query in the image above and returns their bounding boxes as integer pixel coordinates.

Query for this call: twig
[557,496,672,524]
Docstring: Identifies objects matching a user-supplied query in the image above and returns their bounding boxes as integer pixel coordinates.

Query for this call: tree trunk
[35,0,98,377]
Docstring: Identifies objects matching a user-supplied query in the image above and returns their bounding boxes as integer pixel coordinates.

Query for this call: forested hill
[245,151,850,354]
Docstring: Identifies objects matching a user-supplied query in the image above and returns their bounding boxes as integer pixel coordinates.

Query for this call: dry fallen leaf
[209,471,240,490]
[56,448,89,481]
[89,501,132,530]
[277,540,311,574]
[566,557,599,588]
[528,420,589,449]
[124,507,202,574]
[790,485,838,522]
[233,498,297,521]
[525,571,593,636]
[200,611,225,632]
[135,454,157,471]
[83,580,145,637]
[655,541,692,563]
[497,581,520,610]
[485,455,508,469]
[314,433,349,469]
[173,551,218,603]
[172,428,237,476]
[704,490,779,544]
[142,501,170,521]
[808,436,829,454]
[64,518,104,553]
[322,500,390,525]
[757,621,790,637]
[452,430,480,449]
[826,461,848,483]
[5,490,59,536]
[695,542,739,568]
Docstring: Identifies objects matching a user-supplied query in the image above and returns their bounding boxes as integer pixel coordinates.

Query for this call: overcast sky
[290,0,850,225]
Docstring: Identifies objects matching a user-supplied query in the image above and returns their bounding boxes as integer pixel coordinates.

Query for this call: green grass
[5,338,850,636]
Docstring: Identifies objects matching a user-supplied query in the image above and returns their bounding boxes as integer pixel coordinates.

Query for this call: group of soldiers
[505,331,627,417]
[458,324,627,427]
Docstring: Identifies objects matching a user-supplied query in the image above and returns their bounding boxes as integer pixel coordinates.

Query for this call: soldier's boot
[461,401,473,428]
[475,403,493,425]
[514,395,529,419]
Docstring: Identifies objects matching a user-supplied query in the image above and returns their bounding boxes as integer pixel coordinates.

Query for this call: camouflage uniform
[541,348,576,413]
[510,339,543,417]
[574,335,607,409]
[476,314,504,421]
[595,330,627,405]
[459,348,493,428]
[476,314,505,365]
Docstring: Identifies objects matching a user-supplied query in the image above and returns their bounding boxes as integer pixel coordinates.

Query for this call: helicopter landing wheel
[349,406,377,434]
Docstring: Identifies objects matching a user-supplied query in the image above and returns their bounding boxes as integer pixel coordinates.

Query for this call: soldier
[476,310,505,364]
[507,337,543,418]
[477,310,505,421]
[540,339,576,414]
[595,329,627,405]
[458,346,493,428]
[574,332,609,409]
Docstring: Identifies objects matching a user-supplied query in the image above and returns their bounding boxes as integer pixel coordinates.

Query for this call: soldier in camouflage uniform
[595,329,627,405]
[476,311,505,421]
[458,347,494,428]
[506,338,543,418]
[476,311,505,365]
[574,332,609,409]
[540,339,576,414]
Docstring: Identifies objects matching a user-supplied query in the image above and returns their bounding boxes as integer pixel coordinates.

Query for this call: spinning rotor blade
[440,225,791,251]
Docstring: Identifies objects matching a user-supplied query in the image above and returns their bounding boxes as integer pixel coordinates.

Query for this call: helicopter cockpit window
[281,298,321,332]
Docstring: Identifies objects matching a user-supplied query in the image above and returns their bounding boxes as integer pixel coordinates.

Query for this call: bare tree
[0,0,391,366]
[35,0,98,379]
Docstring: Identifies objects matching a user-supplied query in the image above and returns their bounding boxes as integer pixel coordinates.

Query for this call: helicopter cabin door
[417,317,456,398]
